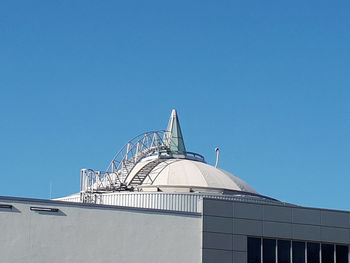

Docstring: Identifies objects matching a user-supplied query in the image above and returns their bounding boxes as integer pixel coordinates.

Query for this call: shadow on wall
[0,204,67,216]
[0,205,21,213]
[29,206,67,216]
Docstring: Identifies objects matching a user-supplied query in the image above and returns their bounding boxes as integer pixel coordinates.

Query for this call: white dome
[126,158,258,194]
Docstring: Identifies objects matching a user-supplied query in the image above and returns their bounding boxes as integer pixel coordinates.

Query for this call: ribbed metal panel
[57,192,280,213]
[100,192,278,213]
[57,195,80,203]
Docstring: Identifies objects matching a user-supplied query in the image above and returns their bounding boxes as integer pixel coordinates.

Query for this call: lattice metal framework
[81,130,167,190]
[80,130,205,202]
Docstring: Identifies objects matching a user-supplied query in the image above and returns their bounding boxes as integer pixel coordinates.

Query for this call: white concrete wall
[0,197,202,263]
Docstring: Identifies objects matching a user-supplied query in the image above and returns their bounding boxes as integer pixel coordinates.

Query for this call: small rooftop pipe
[215,147,220,168]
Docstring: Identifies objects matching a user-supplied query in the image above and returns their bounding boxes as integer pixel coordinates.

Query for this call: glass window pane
[292,241,305,263]
[263,239,276,263]
[307,242,320,263]
[248,237,261,263]
[321,244,334,263]
[336,245,349,263]
[278,240,291,263]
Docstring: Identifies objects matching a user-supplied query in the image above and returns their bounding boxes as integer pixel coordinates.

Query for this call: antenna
[215,147,220,168]
[49,182,52,199]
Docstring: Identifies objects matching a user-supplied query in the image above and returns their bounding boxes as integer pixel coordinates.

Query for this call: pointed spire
[165,109,186,155]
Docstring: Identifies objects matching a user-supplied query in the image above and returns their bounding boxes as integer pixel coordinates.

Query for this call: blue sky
[1,1,349,210]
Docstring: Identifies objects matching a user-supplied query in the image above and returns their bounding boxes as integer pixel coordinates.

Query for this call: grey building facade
[202,198,350,263]
[1,195,349,263]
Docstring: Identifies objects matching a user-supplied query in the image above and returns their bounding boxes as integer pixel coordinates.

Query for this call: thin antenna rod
[215,147,220,168]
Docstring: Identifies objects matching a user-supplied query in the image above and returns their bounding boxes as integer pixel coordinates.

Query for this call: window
[263,239,276,263]
[248,237,261,263]
[247,237,349,263]
[307,243,320,263]
[322,244,334,263]
[278,240,291,263]
[336,245,349,263]
[292,241,305,263]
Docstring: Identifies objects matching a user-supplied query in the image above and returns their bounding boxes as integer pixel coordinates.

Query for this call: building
[0,110,349,263]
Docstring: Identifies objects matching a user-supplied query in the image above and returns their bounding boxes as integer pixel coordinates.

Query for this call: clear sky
[1,1,349,211]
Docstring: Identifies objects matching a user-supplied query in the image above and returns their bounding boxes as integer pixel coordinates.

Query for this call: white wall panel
[0,198,201,263]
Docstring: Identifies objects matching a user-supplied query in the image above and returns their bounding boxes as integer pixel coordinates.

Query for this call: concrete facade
[0,196,201,263]
[1,196,350,263]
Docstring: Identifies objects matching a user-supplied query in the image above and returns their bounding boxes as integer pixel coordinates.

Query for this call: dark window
[307,242,320,263]
[278,240,291,263]
[336,245,349,263]
[248,237,261,263]
[263,239,276,263]
[292,241,305,263]
[322,244,334,263]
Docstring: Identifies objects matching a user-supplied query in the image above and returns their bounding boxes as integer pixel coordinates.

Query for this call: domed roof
[126,157,258,194]
[80,109,265,199]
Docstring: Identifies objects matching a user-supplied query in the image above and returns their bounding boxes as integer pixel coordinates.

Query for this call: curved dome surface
[130,158,258,194]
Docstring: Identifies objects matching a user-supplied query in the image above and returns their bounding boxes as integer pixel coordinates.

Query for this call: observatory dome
[126,157,258,194]
[108,109,259,196]
[58,109,278,210]
[72,108,276,207]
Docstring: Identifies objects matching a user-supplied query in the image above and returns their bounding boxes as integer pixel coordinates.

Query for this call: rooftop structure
[59,109,278,210]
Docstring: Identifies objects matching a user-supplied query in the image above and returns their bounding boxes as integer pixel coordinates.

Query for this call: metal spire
[166,109,186,155]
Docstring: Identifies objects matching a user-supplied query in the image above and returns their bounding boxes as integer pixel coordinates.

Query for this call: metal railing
[80,130,206,202]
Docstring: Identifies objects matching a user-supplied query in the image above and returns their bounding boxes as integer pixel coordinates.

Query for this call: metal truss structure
[80,130,205,203]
